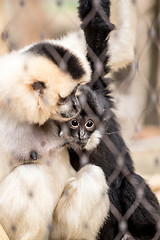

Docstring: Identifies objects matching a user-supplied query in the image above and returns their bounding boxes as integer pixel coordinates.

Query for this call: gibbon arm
[52,165,109,240]
[78,0,114,78]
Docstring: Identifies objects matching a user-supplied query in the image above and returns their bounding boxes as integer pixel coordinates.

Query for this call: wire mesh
[0,0,160,239]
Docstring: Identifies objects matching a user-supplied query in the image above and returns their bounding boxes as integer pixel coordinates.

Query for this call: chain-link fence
[0,0,160,239]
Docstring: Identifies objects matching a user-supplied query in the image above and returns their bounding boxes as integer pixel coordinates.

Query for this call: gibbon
[0,25,109,240]
[58,0,160,239]
[0,0,153,240]
[61,84,160,239]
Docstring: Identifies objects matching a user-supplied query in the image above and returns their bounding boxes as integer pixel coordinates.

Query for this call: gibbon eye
[32,81,46,95]
[70,119,79,129]
[85,120,94,130]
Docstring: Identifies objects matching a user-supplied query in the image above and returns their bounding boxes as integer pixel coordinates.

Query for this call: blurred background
[0,0,159,200]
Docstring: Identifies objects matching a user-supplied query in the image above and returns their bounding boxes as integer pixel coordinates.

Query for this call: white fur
[0,35,109,240]
[85,130,102,151]
[108,0,137,71]
[0,148,75,240]
[55,30,87,58]
[52,164,109,240]
[0,113,60,174]
[122,234,131,240]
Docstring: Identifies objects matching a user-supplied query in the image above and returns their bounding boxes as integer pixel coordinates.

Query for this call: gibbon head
[0,38,91,125]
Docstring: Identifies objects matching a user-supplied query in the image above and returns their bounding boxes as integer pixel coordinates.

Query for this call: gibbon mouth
[76,140,88,148]
[67,139,88,151]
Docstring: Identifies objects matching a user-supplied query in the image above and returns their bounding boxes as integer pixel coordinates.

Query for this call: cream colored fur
[0,35,109,240]
[0,52,90,125]
[0,47,77,238]
[0,149,75,240]
[56,30,87,57]
[20,30,91,93]
[108,0,137,71]
[0,224,9,240]
[52,165,109,240]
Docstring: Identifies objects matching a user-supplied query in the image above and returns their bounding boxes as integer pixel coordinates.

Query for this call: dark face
[59,85,106,151]
[64,114,96,148]
[69,116,95,145]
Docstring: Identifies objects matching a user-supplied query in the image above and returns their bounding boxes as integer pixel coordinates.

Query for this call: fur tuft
[85,130,102,150]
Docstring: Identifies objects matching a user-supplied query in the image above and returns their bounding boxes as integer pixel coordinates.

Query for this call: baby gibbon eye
[85,120,95,130]
[70,119,79,129]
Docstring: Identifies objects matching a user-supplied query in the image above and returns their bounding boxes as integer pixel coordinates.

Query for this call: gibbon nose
[79,129,86,140]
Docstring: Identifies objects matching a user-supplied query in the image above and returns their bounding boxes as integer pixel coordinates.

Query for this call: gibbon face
[60,112,103,152]
[0,37,91,125]
[59,86,106,152]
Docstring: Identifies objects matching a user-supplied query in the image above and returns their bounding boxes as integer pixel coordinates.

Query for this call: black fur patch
[26,42,85,80]
[78,0,114,83]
